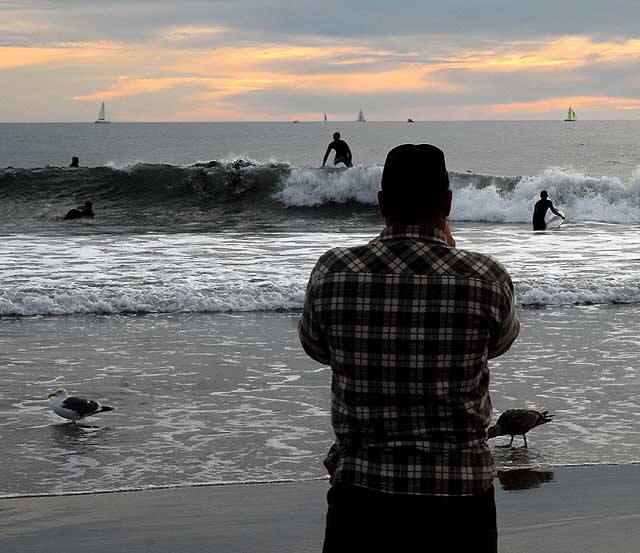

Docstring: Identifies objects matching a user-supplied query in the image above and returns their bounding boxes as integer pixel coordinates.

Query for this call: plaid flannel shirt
[299,225,519,496]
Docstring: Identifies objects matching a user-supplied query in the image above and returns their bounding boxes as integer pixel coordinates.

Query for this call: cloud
[3,2,640,120]
[0,42,124,69]
[6,1,640,43]
[72,77,194,101]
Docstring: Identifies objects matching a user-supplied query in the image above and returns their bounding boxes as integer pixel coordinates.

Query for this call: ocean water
[1,121,640,497]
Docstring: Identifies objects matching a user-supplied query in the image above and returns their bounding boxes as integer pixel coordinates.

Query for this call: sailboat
[324,113,327,122]
[94,102,110,124]
[357,109,366,122]
[564,106,576,122]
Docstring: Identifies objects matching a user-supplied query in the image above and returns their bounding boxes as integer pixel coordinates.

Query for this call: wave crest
[2,161,640,224]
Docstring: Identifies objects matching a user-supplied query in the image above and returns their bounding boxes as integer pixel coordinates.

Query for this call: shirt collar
[378,224,449,246]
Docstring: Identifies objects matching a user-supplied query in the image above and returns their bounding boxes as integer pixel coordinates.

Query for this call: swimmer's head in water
[333,132,340,140]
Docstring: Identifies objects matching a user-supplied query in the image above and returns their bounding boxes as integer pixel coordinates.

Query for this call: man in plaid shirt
[299,144,519,552]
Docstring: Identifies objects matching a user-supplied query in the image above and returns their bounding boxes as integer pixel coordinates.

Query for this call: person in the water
[69,156,79,168]
[322,132,353,167]
[532,191,564,230]
[64,201,94,220]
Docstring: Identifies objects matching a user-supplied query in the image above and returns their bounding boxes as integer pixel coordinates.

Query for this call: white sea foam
[275,165,640,224]
[3,278,640,316]
[274,165,382,206]
[507,167,640,224]
[517,284,640,306]
[0,284,307,316]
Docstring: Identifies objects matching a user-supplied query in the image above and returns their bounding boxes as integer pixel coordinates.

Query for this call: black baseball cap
[381,144,449,197]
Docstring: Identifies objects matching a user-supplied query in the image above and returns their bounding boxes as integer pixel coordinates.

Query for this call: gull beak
[47,392,56,398]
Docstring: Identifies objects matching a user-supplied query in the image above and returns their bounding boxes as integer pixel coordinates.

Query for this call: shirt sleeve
[488,274,520,359]
[298,263,331,365]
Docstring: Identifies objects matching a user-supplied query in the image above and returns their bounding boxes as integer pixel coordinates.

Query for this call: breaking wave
[2,161,640,224]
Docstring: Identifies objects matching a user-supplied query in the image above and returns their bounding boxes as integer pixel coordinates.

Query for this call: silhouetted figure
[302,144,519,552]
[64,201,94,220]
[532,190,564,230]
[69,156,79,168]
[322,132,353,167]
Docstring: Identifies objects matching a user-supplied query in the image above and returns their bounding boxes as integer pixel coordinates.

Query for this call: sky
[3,1,640,122]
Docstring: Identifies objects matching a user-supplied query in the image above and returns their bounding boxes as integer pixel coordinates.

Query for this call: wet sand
[4,307,640,497]
[2,465,640,553]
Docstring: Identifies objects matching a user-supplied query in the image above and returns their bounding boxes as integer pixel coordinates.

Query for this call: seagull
[487,409,553,447]
[47,388,114,422]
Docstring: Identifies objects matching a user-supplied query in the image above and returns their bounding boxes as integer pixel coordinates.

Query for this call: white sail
[357,109,366,122]
[95,102,110,123]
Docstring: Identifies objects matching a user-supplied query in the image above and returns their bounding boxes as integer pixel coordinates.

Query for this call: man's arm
[345,143,352,163]
[298,269,331,365]
[322,145,333,167]
[550,202,565,218]
[488,276,520,359]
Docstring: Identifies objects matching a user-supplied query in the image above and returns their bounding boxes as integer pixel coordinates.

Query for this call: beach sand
[4,309,640,551]
[2,465,640,552]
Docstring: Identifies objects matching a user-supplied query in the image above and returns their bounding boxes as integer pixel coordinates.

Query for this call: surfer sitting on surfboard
[532,190,565,230]
[322,132,353,168]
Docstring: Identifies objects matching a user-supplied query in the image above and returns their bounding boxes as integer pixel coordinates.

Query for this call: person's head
[540,190,548,198]
[70,156,79,167]
[333,132,340,140]
[84,201,93,209]
[378,144,451,224]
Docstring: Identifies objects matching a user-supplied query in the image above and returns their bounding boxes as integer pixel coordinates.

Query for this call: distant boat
[407,118,415,123]
[323,113,327,122]
[94,102,110,124]
[292,119,300,123]
[357,109,366,122]
[564,106,576,122]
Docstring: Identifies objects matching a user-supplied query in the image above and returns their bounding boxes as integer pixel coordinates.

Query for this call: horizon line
[1,119,639,124]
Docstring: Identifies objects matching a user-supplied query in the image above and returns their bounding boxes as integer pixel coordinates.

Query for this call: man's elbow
[301,341,330,365]
[298,322,331,364]
[488,320,520,359]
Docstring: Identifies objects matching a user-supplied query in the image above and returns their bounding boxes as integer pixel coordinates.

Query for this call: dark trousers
[322,483,497,553]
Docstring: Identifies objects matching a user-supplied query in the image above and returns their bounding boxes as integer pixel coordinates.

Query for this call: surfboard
[544,210,565,230]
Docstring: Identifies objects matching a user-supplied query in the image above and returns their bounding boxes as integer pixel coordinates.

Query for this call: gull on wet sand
[487,409,553,447]
[48,388,114,422]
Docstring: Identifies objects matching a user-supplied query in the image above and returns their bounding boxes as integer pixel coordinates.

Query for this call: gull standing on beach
[48,388,114,422]
[487,409,553,447]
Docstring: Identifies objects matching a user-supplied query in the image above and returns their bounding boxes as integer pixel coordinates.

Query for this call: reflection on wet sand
[49,423,112,453]
[497,469,555,491]
[492,445,555,490]
[491,440,549,467]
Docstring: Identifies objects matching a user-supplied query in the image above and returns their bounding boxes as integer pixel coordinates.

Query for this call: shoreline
[4,308,640,497]
[3,460,640,501]
[2,465,640,553]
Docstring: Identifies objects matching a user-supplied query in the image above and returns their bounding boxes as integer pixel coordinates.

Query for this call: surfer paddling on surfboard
[322,132,353,168]
[532,190,565,230]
